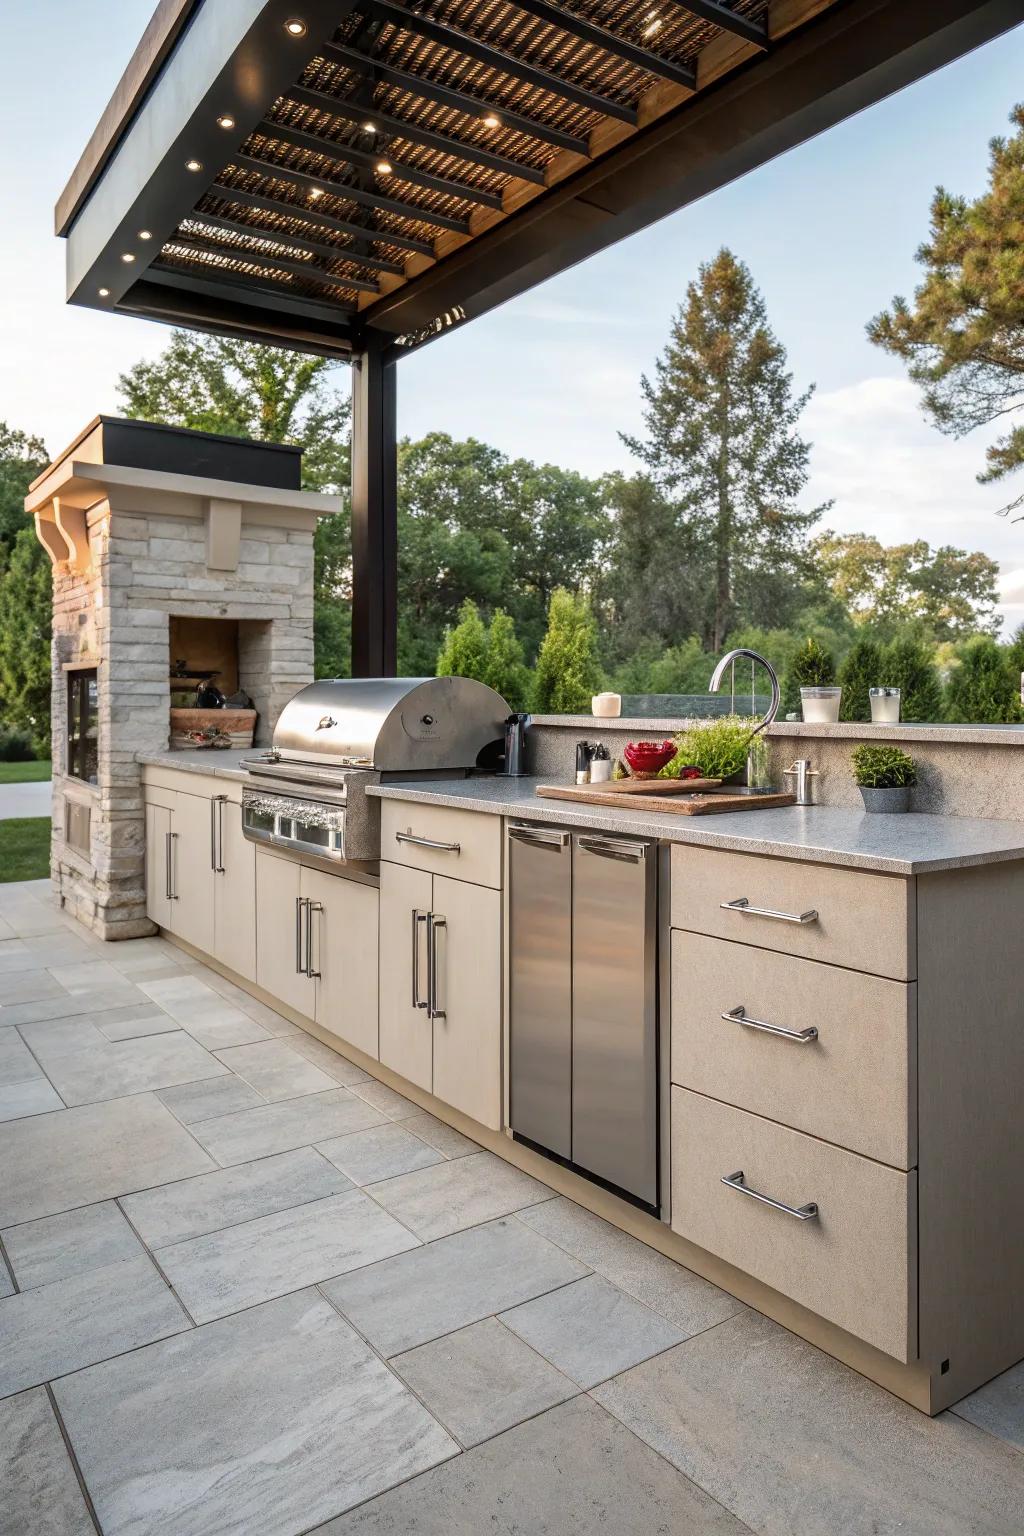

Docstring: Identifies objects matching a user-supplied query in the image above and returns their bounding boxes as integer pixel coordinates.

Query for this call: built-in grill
[241,677,509,868]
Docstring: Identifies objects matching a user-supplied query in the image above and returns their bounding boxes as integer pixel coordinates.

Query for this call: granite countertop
[137,749,253,783]
[367,776,1024,875]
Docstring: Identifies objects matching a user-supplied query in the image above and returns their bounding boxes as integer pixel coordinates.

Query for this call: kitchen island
[136,751,1024,1416]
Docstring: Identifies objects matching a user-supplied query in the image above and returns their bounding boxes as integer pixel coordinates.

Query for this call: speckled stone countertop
[138,749,252,783]
[368,776,1024,875]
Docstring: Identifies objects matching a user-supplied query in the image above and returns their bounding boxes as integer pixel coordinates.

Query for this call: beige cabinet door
[378,861,433,1093]
[304,867,379,1060]
[430,875,502,1130]
[144,802,172,930]
[167,791,216,953]
[214,797,256,982]
[255,848,315,1019]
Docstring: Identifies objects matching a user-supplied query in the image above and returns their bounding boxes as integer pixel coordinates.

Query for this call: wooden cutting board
[536,784,796,816]
[542,776,722,796]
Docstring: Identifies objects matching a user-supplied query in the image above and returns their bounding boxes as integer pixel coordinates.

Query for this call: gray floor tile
[159,1188,420,1322]
[0,991,149,1028]
[203,973,304,1036]
[189,1087,388,1166]
[96,1006,178,1041]
[0,1030,44,1085]
[953,1360,1024,1450]
[139,974,273,1048]
[123,1146,353,1249]
[289,1032,370,1084]
[313,1394,749,1536]
[0,1093,215,1226]
[0,933,96,974]
[0,1254,190,1397]
[0,971,66,1009]
[40,1031,228,1107]
[517,1196,745,1335]
[593,1310,1024,1536]
[323,1215,589,1357]
[0,1079,64,1122]
[500,1273,685,1388]
[318,1122,445,1185]
[367,1151,553,1241]
[157,1074,265,1125]
[102,937,188,974]
[48,960,135,996]
[54,1288,457,1536]
[0,1255,13,1299]
[0,1387,94,1535]
[17,1017,111,1061]
[392,1316,576,1448]
[3,1200,143,1289]
[214,1038,337,1101]
[349,1079,421,1119]
[402,1112,479,1159]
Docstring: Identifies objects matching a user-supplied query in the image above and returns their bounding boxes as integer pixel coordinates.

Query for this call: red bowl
[623,740,677,777]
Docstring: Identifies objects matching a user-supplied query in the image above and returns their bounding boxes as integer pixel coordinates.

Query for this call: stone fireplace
[25,417,341,940]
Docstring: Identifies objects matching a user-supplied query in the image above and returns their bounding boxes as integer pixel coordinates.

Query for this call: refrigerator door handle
[576,835,650,863]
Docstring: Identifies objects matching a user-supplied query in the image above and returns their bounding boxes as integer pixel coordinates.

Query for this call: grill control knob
[421,714,435,726]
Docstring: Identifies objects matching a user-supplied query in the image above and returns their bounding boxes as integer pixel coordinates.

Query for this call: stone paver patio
[1,876,1023,1535]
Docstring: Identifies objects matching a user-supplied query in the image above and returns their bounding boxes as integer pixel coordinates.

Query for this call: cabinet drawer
[381,800,501,889]
[672,932,916,1168]
[670,845,915,980]
[671,1088,916,1362]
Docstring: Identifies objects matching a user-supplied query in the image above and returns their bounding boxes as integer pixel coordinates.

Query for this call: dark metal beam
[367,0,638,125]
[322,41,588,155]
[123,274,355,356]
[509,0,697,88]
[160,239,362,302]
[145,264,359,329]
[292,80,546,184]
[668,0,768,48]
[351,341,398,677]
[217,175,435,257]
[194,204,406,275]
[262,115,501,210]
[175,220,383,292]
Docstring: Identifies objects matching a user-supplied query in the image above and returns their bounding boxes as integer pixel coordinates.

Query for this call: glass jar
[869,687,901,724]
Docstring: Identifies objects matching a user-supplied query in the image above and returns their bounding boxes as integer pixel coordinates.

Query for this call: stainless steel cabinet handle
[165,831,177,900]
[411,910,428,1010]
[721,896,818,925]
[578,835,650,863]
[724,1005,818,1044]
[395,831,461,854]
[213,795,227,873]
[722,1170,818,1221]
[305,901,322,978]
[295,896,305,974]
[509,824,570,849]
[427,912,446,1020]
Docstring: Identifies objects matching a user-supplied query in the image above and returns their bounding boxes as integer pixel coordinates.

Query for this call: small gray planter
[859,785,911,814]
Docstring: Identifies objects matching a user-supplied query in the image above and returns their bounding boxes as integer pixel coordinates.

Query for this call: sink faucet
[708,648,781,738]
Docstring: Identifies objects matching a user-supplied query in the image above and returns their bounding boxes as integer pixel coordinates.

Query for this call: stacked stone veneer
[29,456,338,940]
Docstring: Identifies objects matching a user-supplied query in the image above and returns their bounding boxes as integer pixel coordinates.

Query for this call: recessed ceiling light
[376,159,393,175]
[308,187,325,200]
[482,112,501,128]
[98,288,110,298]
[185,158,203,173]
[121,252,136,263]
[361,120,377,133]
[642,12,663,37]
[284,17,307,36]
[138,230,152,240]
[217,114,236,130]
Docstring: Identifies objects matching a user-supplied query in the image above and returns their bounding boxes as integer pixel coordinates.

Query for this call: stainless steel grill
[241,677,508,867]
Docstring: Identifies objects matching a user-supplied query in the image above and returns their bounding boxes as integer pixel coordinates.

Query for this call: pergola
[58,0,1023,674]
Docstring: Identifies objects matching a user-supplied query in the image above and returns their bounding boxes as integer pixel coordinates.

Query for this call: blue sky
[3,6,1023,626]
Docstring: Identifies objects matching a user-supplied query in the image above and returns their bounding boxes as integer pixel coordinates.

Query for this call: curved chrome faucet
[708,648,781,738]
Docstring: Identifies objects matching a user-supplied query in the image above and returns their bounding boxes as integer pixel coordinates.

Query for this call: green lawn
[0,819,50,882]
[0,760,51,784]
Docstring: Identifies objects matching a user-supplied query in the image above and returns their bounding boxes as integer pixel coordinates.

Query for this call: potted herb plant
[851,744,917,813]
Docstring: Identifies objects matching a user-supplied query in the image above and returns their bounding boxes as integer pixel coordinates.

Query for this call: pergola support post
[350,340,398,678]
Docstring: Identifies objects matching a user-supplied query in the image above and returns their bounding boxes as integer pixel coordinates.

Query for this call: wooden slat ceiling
[143,0,787,328]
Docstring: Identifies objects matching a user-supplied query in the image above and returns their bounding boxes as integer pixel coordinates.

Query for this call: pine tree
[0,528,52,754]
[838,637,883,722]
[945,637,1020,723]
[781,637,835,717]
[869,106,1024,517]
[621,249,828,649]
[482,610,531,711]
[878,635,944,722]
[532,589,603,714]
[436,599,489,683]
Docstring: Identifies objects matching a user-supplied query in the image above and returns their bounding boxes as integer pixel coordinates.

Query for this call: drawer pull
[721,896,818,926]
[395,831,461,854]
[724,1004,818,1044]
[722,1169,818,1221]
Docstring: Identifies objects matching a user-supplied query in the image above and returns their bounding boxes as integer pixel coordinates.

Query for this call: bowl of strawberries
[622,739,678,779]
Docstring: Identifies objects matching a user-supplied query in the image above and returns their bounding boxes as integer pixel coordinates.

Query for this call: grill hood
[269,677,509,772]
